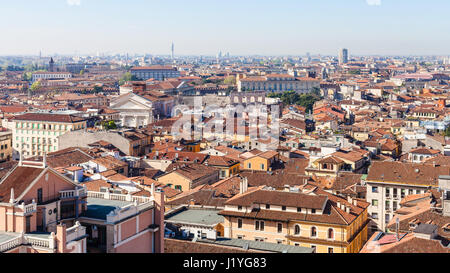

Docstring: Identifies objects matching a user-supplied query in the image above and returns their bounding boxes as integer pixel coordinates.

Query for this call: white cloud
[366,0,382,6]
[67,0,81,6]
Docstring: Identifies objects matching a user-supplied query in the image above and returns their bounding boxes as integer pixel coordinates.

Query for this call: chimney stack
[240,177,248,194]
[9,188,15,204]
[56,224,67,253]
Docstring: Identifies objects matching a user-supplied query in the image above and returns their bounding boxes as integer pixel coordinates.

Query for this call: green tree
[93,86,103,93]
[268,90,321,112]
[102,120,117,130]
[444,127,450,137]
[30,81,41,92]
[119,72,138,85]
[223,76,236,85]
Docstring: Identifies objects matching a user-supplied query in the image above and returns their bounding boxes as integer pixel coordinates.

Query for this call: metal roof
[197,237,314,253]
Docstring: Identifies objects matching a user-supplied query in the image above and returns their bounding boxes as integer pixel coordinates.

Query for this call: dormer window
[282,206,286,211]
[312,209,316,214]
[266,204,270,209]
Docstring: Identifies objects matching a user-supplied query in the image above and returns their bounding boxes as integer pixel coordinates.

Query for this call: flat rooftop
[81,197,133,220]
[165,208,224,226]
[197,237,314,253]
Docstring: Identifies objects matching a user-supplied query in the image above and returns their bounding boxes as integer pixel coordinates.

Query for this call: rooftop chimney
[9,188,14,204]
[240,177,248,194]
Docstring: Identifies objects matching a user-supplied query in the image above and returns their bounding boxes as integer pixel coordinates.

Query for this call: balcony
[66,222,87,243]
[60,188,87,199]
[106,201,154,224]
[87,191,153,205]
[17,201,37,216]
[0,233,55,253]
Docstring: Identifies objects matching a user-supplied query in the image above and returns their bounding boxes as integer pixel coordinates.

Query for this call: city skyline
[0,0,449,56]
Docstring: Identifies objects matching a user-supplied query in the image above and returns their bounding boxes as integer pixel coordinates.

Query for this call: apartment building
[77,185,165,253]
[130,66,180,81]
[32,72,72,82]
[0,159,88,253]
[157,164,220,192]
[11,113,87,159]
[219,185,369,253]
[365,161,450,232]
[0,128,12,162]
[0,157,165,253]
[237,74,320,93]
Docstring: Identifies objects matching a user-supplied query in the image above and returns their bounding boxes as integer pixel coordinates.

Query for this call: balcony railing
[0,236,22,253]
[18,202,37,216]
[60,188,87,199]
[0,233,55,253]
[87,191,153,204]
[24,235,53,249]
[66,222,86,243]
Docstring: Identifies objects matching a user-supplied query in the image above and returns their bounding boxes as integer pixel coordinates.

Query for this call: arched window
[295,225,301,235]
[311,227,317,237]
[328,228,334,240]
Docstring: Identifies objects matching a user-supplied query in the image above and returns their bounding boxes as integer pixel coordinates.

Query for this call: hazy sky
[1,0,449,56]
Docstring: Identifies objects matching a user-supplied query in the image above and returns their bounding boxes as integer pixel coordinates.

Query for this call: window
[328,228,334,240]
[372,186,379,193]
[266,204,270,209]
[311,245,317,253]
[238,219,243,229]
[255,221,259,230]
[311,227,317,237]
[260,221,264,231]
[175,185,182,191]
[372,200,378,207]
[295,225,301,235]
[311,209,316,214]
[247,163,252,169]
[37,188,43,204]
[237,235,243,239]
[372,213,379,220]
[238,206,242,211]
[282,206,286,211]
[297,207,302,212]
[260,163,265,170]
[328,247,334,253]
[277,223,283,233]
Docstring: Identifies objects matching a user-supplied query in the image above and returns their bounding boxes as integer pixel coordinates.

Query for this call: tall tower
[49,57,55,72]
[339,48,349,65]
[171,42,174,60]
